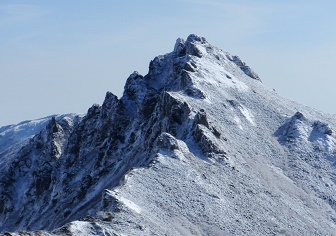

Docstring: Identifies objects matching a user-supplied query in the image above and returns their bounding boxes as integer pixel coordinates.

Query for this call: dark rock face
[195,110,210,128]
[155,133,179,151]
[227,55,261,81]
[312,121,333,136]
[185,34,207,58]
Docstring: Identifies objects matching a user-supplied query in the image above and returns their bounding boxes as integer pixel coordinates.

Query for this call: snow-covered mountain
[0,34,335,235]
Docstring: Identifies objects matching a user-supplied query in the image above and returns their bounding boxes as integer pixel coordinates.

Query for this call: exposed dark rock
[194,110,210,128]
[184,35,207,58]
[101,92,119,118]
[185,87,205,99]
[212,127,221,138]
[162,92,191,127]
[184,62,196,72]
[173,38,186,58]
[227,55,261,81]
[123,71,145,101]
[102,190,121,212]
[294,111,304,119]
[180,70,193,88]
[34,169,52,196]
[186,34,207,44]
[87,104,101,119]
[155,133,179,151]
[141,94,158,119]
[186,43,203,58]
[192,124,224,155]
[47,117,60,134]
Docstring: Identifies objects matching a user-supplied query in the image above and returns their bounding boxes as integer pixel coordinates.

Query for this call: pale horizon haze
[1,0,336,127]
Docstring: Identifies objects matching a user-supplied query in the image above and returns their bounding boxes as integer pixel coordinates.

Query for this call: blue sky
[1,0,336,126]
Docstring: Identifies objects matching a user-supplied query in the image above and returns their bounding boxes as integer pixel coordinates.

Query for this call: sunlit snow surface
[1,35,336,235]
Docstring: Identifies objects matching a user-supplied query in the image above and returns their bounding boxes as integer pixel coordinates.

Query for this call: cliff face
[0,34,335,235]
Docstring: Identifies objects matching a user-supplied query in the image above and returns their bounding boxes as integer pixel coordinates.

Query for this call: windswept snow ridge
[0,34,335,236]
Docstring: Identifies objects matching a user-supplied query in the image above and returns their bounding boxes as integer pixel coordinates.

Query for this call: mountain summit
[0,34,335,235]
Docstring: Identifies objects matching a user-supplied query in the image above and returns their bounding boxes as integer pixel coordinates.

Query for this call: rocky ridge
[0,34,335,235]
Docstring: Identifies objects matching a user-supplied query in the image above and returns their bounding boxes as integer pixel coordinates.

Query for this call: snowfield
[0,34,335,235]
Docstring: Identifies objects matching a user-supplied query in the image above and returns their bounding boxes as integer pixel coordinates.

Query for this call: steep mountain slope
[0,34,335,235]
[0,114,80,172]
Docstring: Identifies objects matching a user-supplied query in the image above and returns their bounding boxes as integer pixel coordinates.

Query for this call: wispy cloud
[0,4,50,27]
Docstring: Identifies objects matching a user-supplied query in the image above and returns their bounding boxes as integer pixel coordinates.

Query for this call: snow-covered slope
[0,34,335,235]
